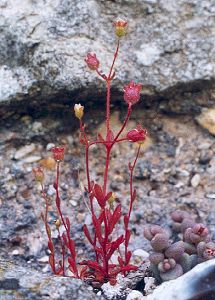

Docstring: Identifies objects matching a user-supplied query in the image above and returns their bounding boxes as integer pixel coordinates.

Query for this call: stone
[0,0,214,113]
[191,174,201,188]
[0,260,104,300]
[196,108,215,135]
[205,193,215,199]
[14,144,36,160]
[126,290,144,300]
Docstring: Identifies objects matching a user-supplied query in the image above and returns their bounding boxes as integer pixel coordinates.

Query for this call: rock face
[0,260,104,300]
[0,0,215,109]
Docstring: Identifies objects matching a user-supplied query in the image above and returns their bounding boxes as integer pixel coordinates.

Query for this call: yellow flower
[74,103,84,120]
[33,167,44,183]
[114,18,128,38]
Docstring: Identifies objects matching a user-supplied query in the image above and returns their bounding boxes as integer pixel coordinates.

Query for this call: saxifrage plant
[33,18,147,285]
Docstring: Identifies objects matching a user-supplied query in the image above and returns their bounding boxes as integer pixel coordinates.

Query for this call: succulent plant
[144,210,215,282]
[144,224,186,282]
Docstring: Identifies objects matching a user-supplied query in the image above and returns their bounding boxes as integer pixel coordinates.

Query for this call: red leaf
[49,254,55,272]
[104,191,113,202]
[80,260,105,274]
[107,235,124,259]
[126,250,132,264]
[97,132,105,143]
[69,239,76,258]
[80,266,88,279]
[94,184,105,208]
[94,246,103,255]
[48,240,54,253]
[68,257,77,274]
[66,217,71,232]
[118,256,124,267]
[124,215,129,228]
[109,204,121,234]
[92,215,103,245]
[83,224,93,245]
[110,264,137,277]
[98,210,105,223]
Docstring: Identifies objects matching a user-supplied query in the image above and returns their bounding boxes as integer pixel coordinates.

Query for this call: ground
[0,101,214,285]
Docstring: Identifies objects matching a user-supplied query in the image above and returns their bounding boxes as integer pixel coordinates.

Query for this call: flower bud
[74,103,84,120]
[114,18,127,38]
[127,125,147,144]
[108,193,116,209]
[51,147,65,162]
[85,52,100,70]
[54,219,61,229]
[123,82,142,106]
[33,167,44,183]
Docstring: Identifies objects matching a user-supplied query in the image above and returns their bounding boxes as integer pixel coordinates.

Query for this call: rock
[0,0,215,112]
[144,277,156,296]
[144,259,215,300]
[196,108,215,135]
[191,174,201,188]
[133,249,149,264]
[126,290,144,300]
[205,193,215,199]
[21,155,42,163]
[11,249,20,256]
[0,260,103,300]
[14,144,36,160]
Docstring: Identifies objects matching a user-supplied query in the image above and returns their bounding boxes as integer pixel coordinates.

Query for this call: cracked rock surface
[0,0,215,107]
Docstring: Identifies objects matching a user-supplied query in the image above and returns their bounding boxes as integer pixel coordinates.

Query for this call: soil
[0,102,215,297]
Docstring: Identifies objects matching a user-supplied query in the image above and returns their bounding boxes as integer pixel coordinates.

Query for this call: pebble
[205,193,215,199]
[38,255,49,263]
[84,214,92,226]
[144,277,156,295]
[197,142,212,150]
[126,290,144,300]
[196,108,215,135]
[191,174,201,188]
[46,143,55,151]
[177,169,190,177]
[14,143,36,160]
[32,121,43,132]
[70,200,78,207]
[21,155,42,163]
[133,249,149,260]
[12,249,20,256]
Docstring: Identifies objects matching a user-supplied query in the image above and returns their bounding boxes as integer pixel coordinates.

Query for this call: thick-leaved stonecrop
[33,18,147,285]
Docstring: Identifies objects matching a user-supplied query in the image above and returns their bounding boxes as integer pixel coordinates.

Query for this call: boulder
[0,0,215,112]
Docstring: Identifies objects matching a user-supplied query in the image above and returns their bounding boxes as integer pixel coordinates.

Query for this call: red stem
[55,162,79,278]
[102,209,109,277]
[57,227,66,276]
[41,186,57,274]
[128,144,141,218]
[114,105,132,142]
[106,80,111,133]
[108,39,120,80]
[106,39,120,134]
[103,147,111,195]
[124,144,142,265]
